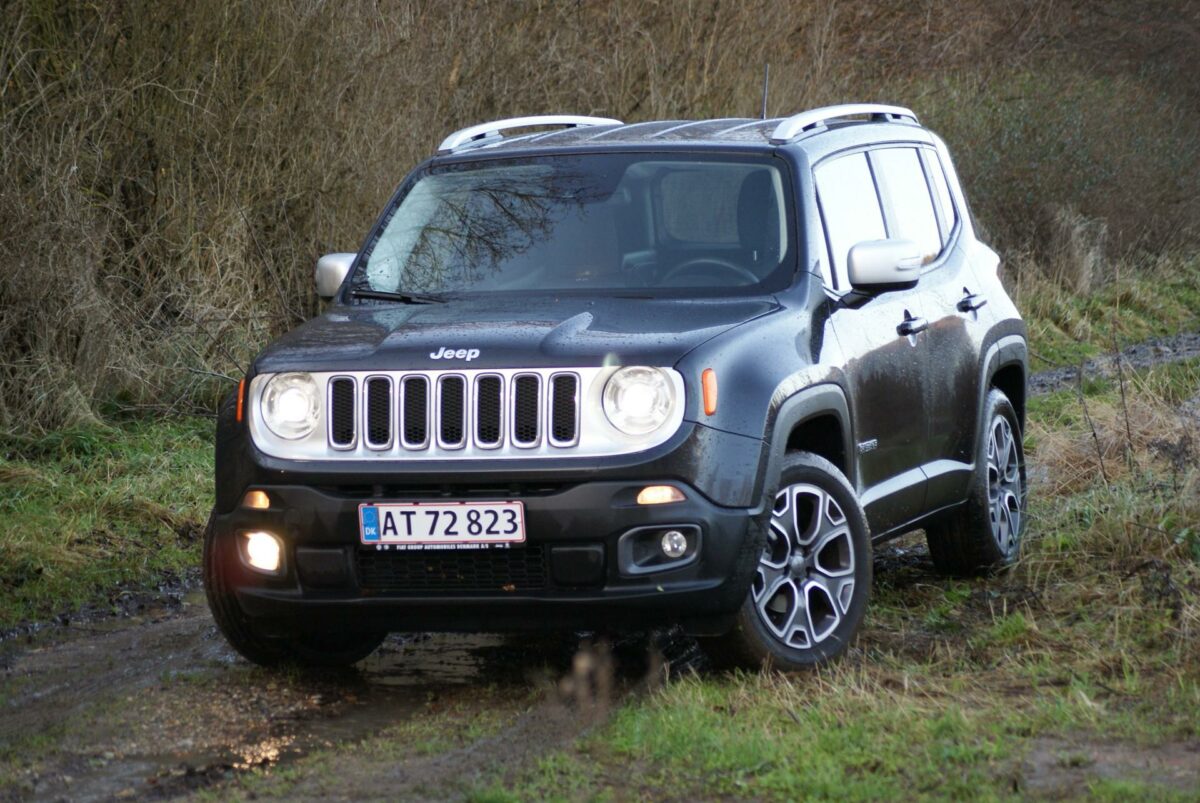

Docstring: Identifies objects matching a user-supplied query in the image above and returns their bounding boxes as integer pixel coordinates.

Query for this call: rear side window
[814,152,886,290]
[922,150,959,245]
[869,147,941,265]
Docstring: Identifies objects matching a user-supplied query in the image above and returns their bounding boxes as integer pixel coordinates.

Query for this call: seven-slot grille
[327,370,579,454]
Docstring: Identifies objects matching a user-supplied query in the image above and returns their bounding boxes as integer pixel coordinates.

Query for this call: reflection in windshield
[354,154,792,298]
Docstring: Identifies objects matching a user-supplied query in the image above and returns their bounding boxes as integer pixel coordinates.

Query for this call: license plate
[358,501,525,546]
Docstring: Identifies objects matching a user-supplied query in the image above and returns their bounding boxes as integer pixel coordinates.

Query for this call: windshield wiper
[350,289,446,305]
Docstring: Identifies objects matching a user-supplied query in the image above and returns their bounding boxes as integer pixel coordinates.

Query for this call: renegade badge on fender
[205,105,1028,670]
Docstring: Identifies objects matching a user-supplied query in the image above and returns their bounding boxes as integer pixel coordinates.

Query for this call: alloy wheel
[753,483,856,649]
[986,414,1024,557]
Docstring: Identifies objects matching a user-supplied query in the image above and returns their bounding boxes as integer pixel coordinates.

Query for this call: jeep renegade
[205,104,1028,670]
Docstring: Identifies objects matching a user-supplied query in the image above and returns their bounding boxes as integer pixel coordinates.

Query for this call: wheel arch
[981,335,1028,432]
[759,383,856,505]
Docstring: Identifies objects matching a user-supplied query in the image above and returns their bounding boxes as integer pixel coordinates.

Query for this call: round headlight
[602,366,676,435]
[261,373,320,440]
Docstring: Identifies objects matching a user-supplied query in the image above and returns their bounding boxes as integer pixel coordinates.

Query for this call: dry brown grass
[1030,388,1199,495]
[1,0,1198,431]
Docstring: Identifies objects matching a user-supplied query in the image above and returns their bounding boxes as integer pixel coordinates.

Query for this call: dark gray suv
[204,104,1028,671]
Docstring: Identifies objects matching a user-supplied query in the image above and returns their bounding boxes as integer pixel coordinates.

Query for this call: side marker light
[702,369,718,415]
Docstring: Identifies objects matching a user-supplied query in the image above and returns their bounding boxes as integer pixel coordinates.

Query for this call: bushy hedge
[1,0,1196,431]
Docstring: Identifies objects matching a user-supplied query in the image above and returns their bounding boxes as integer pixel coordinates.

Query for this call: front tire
[925,389,1027,575]
[203,513,385,667]
[706,453,872,671]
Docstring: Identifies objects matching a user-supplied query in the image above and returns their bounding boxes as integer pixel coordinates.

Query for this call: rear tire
[203,512,385,667]
[705,453,872,671]
[925,389,1027,576]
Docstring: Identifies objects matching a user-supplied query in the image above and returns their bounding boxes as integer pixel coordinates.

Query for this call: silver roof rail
[769,104,917,145]
[437,115,623,153]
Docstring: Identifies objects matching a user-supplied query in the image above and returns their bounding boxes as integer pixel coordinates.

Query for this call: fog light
[242,490,270,509]
[637,485,686,506]
[661,529,689,559]
[243,531,282,573]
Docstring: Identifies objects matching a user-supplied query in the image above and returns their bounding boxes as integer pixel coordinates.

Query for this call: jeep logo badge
[429,346,480,361]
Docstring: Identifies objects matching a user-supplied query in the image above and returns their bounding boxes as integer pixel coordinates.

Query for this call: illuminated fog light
[243,531,282,573]
[636,485,686,506]
[242,490,271,509]
[660,530,689,559]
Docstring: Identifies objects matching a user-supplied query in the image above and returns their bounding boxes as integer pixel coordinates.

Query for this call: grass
[0,416,210,629]
[469,356,1200,801]
[1013,251,1200,369]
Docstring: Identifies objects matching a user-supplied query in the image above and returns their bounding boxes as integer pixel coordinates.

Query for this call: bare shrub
[1043,205,1109,294]
[1,0,1197,431]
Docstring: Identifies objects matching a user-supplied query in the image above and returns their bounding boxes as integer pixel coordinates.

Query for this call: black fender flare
[756,383,856,506]
[978,334,1028,431]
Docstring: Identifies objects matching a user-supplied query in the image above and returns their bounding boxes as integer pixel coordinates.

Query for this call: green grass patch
[1016,253,1200,369]
[480,349,1200,800]
[0,417,211,628]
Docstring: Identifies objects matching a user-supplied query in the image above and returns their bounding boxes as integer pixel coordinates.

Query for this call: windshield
[353,153,794,298]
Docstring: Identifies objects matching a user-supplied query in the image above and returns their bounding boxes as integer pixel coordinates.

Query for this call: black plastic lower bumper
[210,480,763,636]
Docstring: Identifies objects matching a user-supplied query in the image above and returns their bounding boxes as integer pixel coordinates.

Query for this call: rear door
[870,146,980,509]
[816,150,930,533]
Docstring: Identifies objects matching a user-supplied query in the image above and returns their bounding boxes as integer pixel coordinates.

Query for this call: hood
[253,295,778,374]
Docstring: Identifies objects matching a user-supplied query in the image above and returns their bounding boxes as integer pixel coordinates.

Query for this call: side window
[814,152,886,290]
[922,149,959,246]
[869,147,942,265]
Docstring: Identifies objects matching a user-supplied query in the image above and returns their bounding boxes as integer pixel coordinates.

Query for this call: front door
[872,146,982,510]
[814,149,931,534]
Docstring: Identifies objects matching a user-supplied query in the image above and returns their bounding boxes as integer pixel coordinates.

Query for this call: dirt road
[1,591,676,800]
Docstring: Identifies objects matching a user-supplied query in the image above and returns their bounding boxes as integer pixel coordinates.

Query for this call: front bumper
[211,480,762,635]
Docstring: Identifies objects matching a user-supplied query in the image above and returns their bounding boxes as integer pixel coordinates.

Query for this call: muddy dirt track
[1,591,689,801]
[2,337,1198,801]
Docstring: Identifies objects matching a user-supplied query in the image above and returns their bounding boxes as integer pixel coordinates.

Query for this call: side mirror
[314,253,355,299]
[847,238,922,291]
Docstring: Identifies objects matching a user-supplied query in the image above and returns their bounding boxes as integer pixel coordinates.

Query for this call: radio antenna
[760,63,770,119]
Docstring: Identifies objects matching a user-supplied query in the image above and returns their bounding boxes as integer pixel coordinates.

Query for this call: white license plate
[358,501,525,546]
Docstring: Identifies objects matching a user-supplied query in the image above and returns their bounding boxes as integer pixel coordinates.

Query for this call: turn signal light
[701,369,718,416]
[236,377,246,422]
[242,490,271,509]
[243,531,282,573]
[636,485,686,505]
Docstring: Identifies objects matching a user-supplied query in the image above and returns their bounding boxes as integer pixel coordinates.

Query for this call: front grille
[401,376,430,448]
[549,373,579,445]
[438,375,467,448]
[324,369,578,455]
[365,377,392,448]
[475,375,503,446]
[512,375,541,446]
[356,546,548,592]
[329,378,356,448]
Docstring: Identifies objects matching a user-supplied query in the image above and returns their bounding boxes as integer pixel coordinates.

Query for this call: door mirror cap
[315,253,355,299]
[847,238,923,291]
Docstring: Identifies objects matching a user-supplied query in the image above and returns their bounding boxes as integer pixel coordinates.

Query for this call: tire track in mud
[1028,331,1200,396]
[0,594,659,801]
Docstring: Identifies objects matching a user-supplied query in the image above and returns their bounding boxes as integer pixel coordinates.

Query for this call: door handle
[897,310,929,336]
[957,287,988,312]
